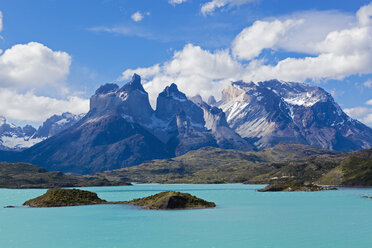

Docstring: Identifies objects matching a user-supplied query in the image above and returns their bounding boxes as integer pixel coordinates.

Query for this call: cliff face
[18,75,171,173]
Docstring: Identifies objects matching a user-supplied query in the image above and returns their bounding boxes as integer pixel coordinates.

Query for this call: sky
[0,0,372,127]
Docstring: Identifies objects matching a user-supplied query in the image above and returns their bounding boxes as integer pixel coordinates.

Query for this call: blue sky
[0,0,372,127]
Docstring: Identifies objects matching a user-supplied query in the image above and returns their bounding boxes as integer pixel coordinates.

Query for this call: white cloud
[232,19,302,60]
[0,16,87,124]
[241,49,372,82]
[344,106,371,118]
[121,64,161,81]
[131,11,150,22]
[0,42,71,89]
[120,44,243,105]
[0,10,3,32]
[169,0,187,5]
[363,114,372,125]
[273,11,355,54]
[367,99,372,105]
[201,0,256,16]
[0,89,89,122]
[235,3,372,82]
[344,106,372,126]
[357,1,372,26]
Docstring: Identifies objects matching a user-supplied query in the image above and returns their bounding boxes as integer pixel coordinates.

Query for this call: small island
[258,182,337,192]
[124,191,216,210]
[23,189,107,207]
[21,188,216,210]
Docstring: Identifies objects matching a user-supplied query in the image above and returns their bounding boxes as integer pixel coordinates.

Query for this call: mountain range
[216,80,372,151]
[1,74,372,174]
[0,113,84,151]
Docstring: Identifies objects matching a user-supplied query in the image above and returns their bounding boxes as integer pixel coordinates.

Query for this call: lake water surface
[1,184,371,248]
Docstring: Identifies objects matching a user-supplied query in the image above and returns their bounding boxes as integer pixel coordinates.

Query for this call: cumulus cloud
[232,19,302,60]
[0,15,88,123]
[131,11,150,22]
[0,42,71,89]
[0,89,89,122]
[169,0,187,5]
[260,11,355,55]
[201,0,256,16]
[120,44,243,105]
[344,106,371,117]
[357,2,372,26]
[131,11,143,22]
[367,99,372,105]
[230,2,372,82]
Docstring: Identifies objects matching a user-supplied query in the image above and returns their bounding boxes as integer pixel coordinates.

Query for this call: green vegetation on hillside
[0,162,130,188]
[248,155,345,184]
[319,149,372,186]
[94,145,341,184]
[4,144,372,188]
[94,145,372,187]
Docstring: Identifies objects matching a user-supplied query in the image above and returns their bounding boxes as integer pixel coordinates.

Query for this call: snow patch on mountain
[218,79,372,151]
[283,92,323,107]
[0,112,85,151]
[1,135,44,150]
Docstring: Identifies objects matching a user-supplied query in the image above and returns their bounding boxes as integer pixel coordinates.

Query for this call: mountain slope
[94,144,338,184]
[94,144,372,186]
[318,149,372,186]
[216,80,372,152]
[0,161,130,188]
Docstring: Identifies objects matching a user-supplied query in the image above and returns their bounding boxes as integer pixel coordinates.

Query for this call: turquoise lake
[1,184,372,248]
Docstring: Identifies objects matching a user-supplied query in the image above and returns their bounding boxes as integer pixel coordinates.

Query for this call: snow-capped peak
[283,91,323,107]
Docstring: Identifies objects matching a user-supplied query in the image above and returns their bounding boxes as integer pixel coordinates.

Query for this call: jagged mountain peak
[156,84,204,127]
[207,96,216,106]
[189,95,203,105]
[95,83,119,95]
[120,73,146,93]
[159,83,187,101]
[90,74,153,123]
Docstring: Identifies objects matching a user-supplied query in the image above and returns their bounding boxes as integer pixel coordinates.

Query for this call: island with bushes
[21,188,216,210]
